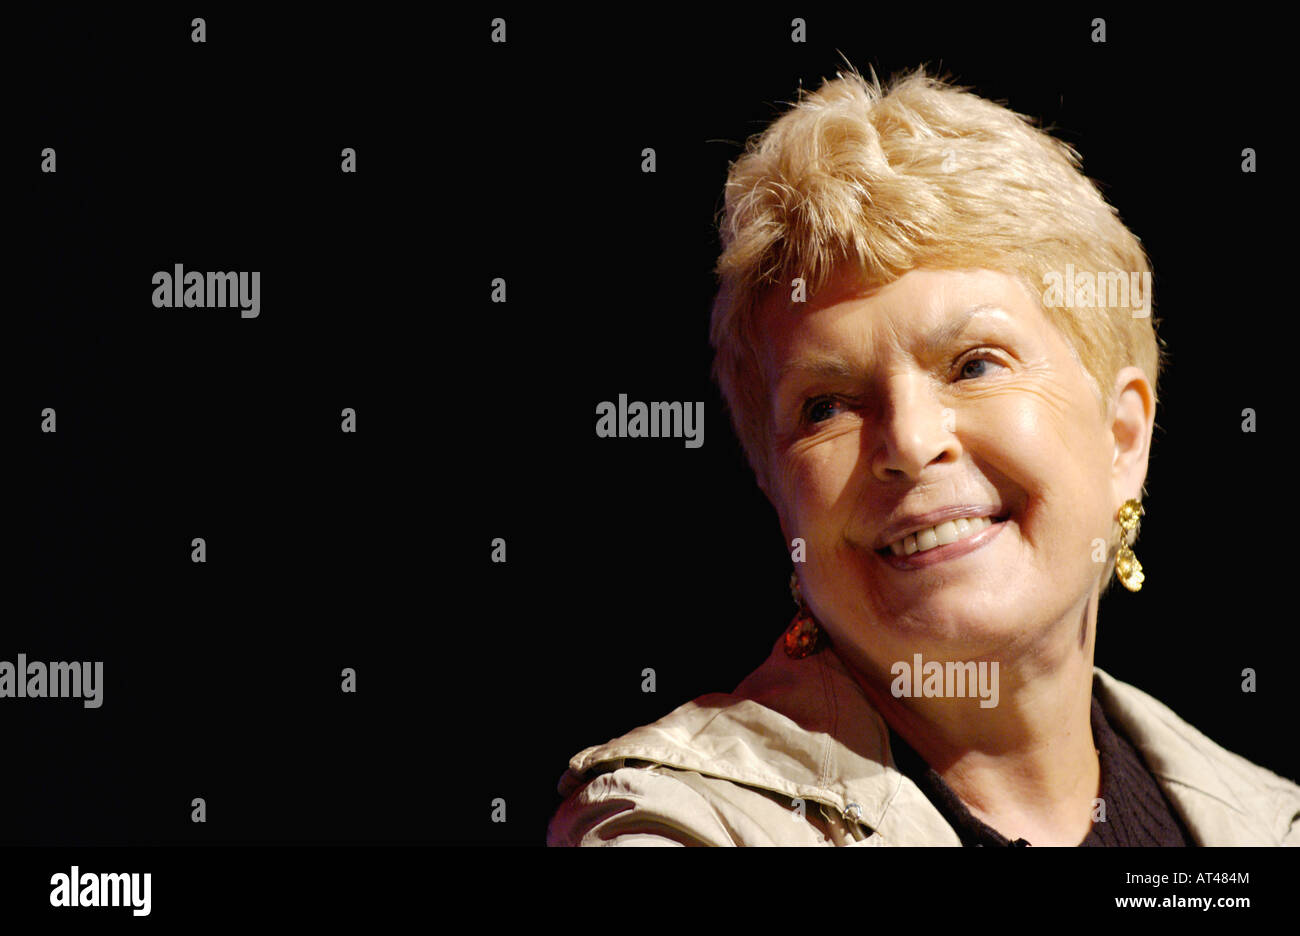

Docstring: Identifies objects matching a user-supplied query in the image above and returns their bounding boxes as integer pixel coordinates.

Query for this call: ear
[1109,366,1156,503]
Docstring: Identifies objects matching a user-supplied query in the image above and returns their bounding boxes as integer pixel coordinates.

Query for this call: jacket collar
[561,635,955,844]
[1090,667,1282,844]
[561,635,1285,845]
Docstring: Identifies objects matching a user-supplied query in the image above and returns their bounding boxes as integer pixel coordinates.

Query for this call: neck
[837,589,1102,846]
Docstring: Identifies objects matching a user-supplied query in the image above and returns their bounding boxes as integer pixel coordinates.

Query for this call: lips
[888,515,991,555]
[875,508,1009,555]
[877,515,1009,568]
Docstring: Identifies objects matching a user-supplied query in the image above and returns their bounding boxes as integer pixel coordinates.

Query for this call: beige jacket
[549,635,1300,846]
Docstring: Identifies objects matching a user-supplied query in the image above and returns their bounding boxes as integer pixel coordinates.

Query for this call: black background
[12,6,1293,851]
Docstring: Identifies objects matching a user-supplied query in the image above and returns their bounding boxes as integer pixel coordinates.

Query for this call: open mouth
[877,514,1011,558]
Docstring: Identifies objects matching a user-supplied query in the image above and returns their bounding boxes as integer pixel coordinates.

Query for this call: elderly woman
[547,68,1300,846]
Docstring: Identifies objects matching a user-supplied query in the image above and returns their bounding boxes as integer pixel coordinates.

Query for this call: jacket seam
[816,653,837,788]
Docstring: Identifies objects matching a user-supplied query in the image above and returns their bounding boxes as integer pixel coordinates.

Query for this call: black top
[886,684,1195,846]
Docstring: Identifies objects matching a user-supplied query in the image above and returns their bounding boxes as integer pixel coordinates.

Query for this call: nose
[870,374,960,481]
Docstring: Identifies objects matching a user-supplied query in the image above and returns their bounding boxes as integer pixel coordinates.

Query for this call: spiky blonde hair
[710,66,1162,494]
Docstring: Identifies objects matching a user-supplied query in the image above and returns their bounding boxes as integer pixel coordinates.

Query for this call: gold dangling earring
[1114,498,1145,592]
[784,571,826,659]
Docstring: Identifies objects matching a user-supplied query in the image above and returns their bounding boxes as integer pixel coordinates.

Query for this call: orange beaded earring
[784,572,826,659]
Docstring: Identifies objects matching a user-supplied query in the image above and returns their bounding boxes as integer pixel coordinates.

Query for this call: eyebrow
[775,302,1003,387]
[921,303,1000,354]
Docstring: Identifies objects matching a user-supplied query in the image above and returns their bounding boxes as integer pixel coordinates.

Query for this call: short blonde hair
[710,66,1163,492]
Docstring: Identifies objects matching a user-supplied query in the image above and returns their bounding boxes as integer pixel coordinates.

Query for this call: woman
[547,67,1300,846]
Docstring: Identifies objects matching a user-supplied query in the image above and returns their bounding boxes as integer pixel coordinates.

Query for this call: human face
[761,267,1119,668]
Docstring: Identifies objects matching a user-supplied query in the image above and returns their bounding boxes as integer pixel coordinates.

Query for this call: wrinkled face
[760,267,1119,671]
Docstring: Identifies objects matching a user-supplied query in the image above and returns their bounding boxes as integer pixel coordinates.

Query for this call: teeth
[887,515,996,556]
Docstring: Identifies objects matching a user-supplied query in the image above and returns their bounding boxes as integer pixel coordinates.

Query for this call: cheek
[776,436,861,536]
[968,389,1113,546]
[967,385,1103,487]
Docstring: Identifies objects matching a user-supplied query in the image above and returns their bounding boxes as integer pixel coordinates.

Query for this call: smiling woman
[547,66,1300,847]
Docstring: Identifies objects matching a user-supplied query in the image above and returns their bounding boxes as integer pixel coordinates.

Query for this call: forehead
[756,267,1042,383]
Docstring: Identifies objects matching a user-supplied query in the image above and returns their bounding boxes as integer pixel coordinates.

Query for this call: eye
[803,396,844,424]
[955,351,1005,381]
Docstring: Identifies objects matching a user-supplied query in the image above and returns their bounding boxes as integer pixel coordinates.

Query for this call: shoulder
[1094,667,1300,845]
[546,762,834,846]
[547,637,898,846]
